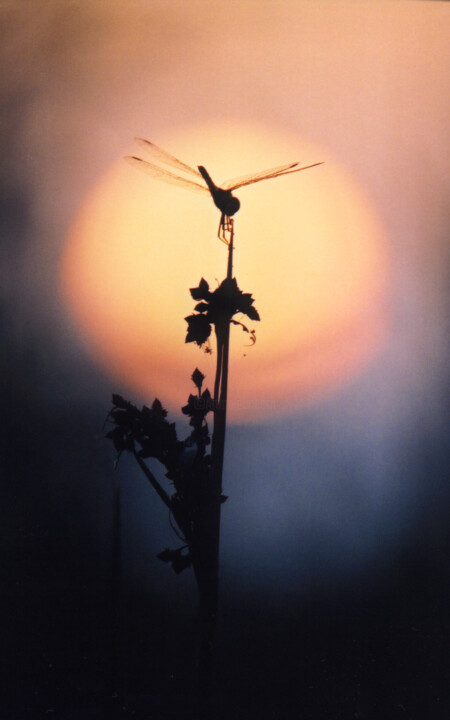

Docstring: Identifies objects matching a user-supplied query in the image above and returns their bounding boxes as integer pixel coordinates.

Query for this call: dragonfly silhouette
[126,138,323,241]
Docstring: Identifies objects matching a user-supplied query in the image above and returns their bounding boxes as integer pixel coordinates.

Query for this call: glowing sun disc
[60,123,387,422]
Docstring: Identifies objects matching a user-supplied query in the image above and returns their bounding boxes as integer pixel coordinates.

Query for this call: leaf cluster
[185,277,260,347]
[105,371,215,573]
[106,395,180,479]
[182,369,214,438]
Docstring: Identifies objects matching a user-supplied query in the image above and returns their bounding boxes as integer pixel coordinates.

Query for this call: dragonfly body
[197,165,240,222]
[126,138,323,240]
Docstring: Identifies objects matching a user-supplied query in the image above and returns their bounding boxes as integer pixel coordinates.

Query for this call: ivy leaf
[185,313,212,346]
[182,390,213,420]
[151,397,167,419]
[156,547,192,574]
[236,291,253,310]
[106,426,134,455]
[111,393,135,410]
[190,278,210,301]
[157,548,176,563]
[194,302,209,313]
[245,305,260,321]
[209,277,240,318]
[171,552,192,574]
[191,368,205,391]
[181,394,199,417]
[201,388,212,407]
[108,408,132,428]
[234,290,260,321]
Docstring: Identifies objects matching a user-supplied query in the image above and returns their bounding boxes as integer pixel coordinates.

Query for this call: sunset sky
[1,1,449,715]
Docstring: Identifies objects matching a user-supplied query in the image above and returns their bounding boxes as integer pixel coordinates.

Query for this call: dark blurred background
[1,3,449,718]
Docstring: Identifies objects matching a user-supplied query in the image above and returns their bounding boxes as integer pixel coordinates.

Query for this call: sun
[60,122,388,422]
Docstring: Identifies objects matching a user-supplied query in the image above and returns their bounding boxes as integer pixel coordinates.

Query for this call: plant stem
[110,475,121,706]
[133,451,172,509]
[196,222,234,691]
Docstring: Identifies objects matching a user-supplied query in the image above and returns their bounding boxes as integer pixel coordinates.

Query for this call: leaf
[108,408,130,427]
[151,397,167,419]
[156,547,191,574]
[111,393,131,409]
[191,368,205,391]
[198,424,210,440]
[200,388,212,407]
[194,302,209,313]
[233,289,260,321]
[182,390,213,419]
[211,277,240,316]
[245,306,260,321]
[181,394,198,417]
[106,426,134,455]
[157,548,176,563]
[185,314,212,346]
[190,277,210,301]
[171,553,192,574]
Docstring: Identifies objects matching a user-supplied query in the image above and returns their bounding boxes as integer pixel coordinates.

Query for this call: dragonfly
[126,138,323,242]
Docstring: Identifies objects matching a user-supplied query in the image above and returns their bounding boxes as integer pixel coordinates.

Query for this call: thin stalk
[133,451,172,508]
[213,334,223,406]
[133,451,193,544]
[110,475,121,707]
[196,222,234,691]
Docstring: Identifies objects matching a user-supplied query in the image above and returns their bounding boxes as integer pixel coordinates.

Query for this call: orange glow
[61,123,387,421]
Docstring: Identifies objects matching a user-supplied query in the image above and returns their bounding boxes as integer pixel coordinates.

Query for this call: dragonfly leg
[218,214,235,245]
[218,214,229,245]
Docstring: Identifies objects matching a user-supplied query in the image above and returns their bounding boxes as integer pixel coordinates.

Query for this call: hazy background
[1,2,449,718]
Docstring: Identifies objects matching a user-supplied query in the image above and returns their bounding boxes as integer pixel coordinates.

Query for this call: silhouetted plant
[105,138,322,712]
[105,221,259,690]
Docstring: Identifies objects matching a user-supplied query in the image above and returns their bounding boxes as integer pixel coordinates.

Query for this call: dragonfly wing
[134,138,203,179]
[125,156,209,193]
[221,162,299,191]
[224,161,323,191]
